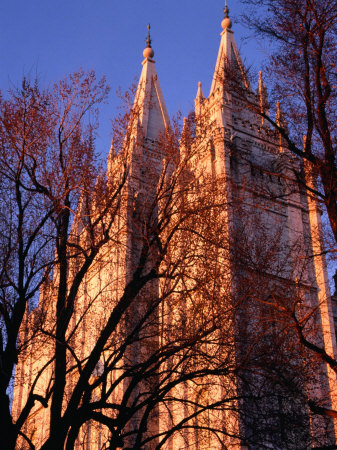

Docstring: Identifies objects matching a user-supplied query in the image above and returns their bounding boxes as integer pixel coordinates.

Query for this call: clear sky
[0,0,265,157]
[1,1,336,284]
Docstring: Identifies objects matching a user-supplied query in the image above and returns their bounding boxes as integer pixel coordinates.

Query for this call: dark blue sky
[0,0,265,156]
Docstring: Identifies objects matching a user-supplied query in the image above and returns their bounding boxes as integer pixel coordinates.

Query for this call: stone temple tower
[12,5,337,450]
[186,4,337,447]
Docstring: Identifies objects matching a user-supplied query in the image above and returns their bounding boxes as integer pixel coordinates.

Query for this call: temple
[12,5,337,449]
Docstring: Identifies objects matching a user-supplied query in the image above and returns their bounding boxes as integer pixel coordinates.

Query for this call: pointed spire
[210,1,250,96]
[225,0,229,16]
[181,117,189,143]
[276,101,288,131]
[195,81,205,102]
[108,138,116,158]
[276,101,289,154]
[257,71,269,125]
[258,71,267,100]
[128,25,169,141]
[221,0,232,31]
[146,23,152,47]
[143,24,155,61]
[195,81,205,117]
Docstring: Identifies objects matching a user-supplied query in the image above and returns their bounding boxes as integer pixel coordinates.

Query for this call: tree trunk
[0,388,17,449]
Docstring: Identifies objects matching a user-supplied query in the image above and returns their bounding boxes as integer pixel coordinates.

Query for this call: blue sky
[0,0,266,157]
[1,1,336,285]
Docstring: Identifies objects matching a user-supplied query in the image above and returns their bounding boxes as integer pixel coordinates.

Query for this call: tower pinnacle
[221,0,232,30]
[143,24,155,60]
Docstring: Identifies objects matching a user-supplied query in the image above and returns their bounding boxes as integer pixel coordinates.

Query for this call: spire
[210,1,250,96]
[195,81,205,116]
[107,138,116,177]
[143,24,154,61]
[181,117,190,144]
[276,101,288,132]
[130,25,170,141]
[221,0,232,31]
[257,71,269,124]
[195,81,205,103]
[146,23,151,47]
[276,101,289,153]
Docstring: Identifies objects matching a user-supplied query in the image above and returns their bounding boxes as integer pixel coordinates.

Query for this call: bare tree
[3,63,334,449]
[10,96,249,448]
[0,72,114,449]
[0,75,239,449]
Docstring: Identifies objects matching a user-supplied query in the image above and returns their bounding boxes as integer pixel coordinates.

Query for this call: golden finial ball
[143,46,154,59]
[221,17,232,30]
